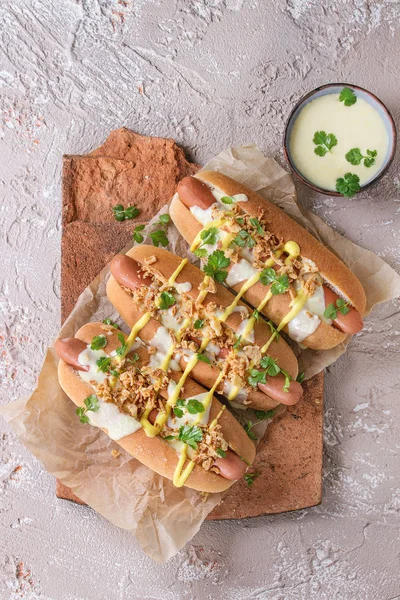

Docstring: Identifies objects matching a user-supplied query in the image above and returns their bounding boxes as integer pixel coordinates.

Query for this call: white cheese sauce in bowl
[284,84,396,195]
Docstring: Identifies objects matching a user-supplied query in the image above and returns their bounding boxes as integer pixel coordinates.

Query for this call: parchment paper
[2,144,400,563]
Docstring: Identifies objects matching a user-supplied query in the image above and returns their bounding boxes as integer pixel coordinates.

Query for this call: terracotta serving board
[57,128,324,519]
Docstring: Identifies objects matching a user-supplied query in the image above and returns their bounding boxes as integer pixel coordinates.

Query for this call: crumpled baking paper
[2,145,400,563]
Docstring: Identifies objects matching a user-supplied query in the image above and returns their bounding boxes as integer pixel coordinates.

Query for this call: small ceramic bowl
[283,83,397,195]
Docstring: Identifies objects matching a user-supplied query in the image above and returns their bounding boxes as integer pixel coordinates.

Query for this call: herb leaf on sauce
[345,147,377,168]
[339,87,357,106]
[194,319,204,329]
[259,267,289,295]
[76,395,100,423]
[313,131,338,156]
[197,353,211,364]
[200,227,219,245]
[335,172,360,197]
[159,291,176,310]
[203,250,230,282]
[178,425,203,449]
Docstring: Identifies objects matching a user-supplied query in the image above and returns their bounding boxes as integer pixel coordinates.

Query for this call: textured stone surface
[1,0,399,598]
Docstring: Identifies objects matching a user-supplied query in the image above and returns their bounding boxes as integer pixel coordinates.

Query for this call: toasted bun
[57,322,255,493]
[170,172,366,350]
[106,245,299,410]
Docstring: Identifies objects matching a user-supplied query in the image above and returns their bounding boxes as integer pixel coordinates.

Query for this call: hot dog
[169,172,366,350]
[56,322,255,492]
[106,247,304,412]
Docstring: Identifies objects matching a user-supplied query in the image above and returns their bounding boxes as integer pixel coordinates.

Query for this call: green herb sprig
[112,204,140,222]
[345,148,377,168]
[244,410,275,441]
[244,472,261,488]
[313,131,338,156]
[132,224,146,243]
[339,87,357,107]
[335,173,360,197]
[76,395,100,424]
[248,356,291,392]
[90,335,107,351]
[159,291,176,310]
[173,398,205,419]
[259,268,289,295]
[102,318,118,328]
[149,214,171,247]
[324,298,350,320]
[203,250,230,282]
[115,332,128,357]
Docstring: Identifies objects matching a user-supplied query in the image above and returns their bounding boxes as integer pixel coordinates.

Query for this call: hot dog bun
[57,322,256,493]
[170,171,366,350]
[106,246,302,410]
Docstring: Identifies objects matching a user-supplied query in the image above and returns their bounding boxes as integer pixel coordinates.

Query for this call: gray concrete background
[1,1,399,598]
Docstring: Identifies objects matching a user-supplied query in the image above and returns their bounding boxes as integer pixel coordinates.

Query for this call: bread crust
[106,245,299,409]
[170,172,366,349]
[57,322,255,493]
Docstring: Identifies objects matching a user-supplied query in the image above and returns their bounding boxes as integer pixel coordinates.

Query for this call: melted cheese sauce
[78,347,109,384]
[88,400,141,440]
[287,279,331,342]
[175,281,192,294]
[148,326,181,371]
[167,392,211,430]
[237,318,255,343]
[226,259,258,287]
[289,93,389,191]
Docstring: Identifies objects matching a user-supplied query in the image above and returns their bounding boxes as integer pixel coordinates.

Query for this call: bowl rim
[283,82,397,196]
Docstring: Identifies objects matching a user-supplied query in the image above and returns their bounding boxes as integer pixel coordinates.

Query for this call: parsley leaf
[194,319,204,329]
[178,425,203,450]
[345,147,377,168]
[255,409,275,420]
[197,353,211,364]
[112,204,140,221]
[200,227,219,245]
[267,320,280,341]
[252,309,259,322]
[232,229,256,249]
[102,318,118,328]
[96,356,112,373]
[323,298,351,319]
[158,214,171,225]
[84,395,100,412]
[296,372,305,384]
[249,217,264,235]
[150,229,169,247]
[244,472,261,487]
[115,332,128,356]
[244,420,258,440]
[186,399,205,414]
[248,368,267,387]
[339,87,357,106]
[203,250,230,282]
[335,172,360,198]
[216,448,227,458]
[76,395,100,423]
[313,131,338,156]
[132,224,145,243]
[90,335,107,350]
[173,407,184,418]
[260,355,281,376]
[159,291,176,310]
[259,268,289,295]
[194,248,208,258]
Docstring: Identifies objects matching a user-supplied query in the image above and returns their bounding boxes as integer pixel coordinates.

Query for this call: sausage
[54,338,89,371]
[214,449,248,480]
[324,287,363,334]
[258,375,303,406]
[109,255,153,291]
[177,176,215,210]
